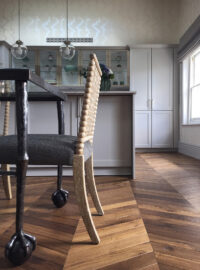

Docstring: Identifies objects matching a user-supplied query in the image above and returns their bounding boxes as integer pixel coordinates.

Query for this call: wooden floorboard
[1,152,199,269]
[133,153,200,270]
[0,174,158,269]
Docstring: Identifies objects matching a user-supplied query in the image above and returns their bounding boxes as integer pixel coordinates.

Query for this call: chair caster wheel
[5,231,36,266]
[52,189,69,208]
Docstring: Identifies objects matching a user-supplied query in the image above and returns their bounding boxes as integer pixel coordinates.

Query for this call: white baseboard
[26,166,132,176]
[178,142,200,159]
[136,148,178,153]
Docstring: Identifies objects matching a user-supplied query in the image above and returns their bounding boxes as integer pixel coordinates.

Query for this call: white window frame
[189,48,200,123]
[181,46,200,125]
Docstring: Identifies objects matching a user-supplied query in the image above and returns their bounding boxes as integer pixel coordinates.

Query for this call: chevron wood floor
[1,152,200,270]
[0,174,158,269]
[133,153,200,270]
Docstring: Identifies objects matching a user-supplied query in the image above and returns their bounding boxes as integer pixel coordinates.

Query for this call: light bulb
[65,46,70,56]
[60,40,75,60]
[11,40,28,60]
[16,45,23,56]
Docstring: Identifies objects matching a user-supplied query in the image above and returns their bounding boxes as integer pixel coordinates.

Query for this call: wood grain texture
[73,154,100,244]
[85,154,104,216]
[64,175,158,270]
[0,175,158,269]
[133,153,200,270]
[76,54,101,154]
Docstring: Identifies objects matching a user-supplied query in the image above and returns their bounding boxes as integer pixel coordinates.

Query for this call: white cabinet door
[152,48,173,110]
[29,102,58,134]
[152,111,173,148]
[64,96,78,136]
[93,96,132,167]
[135,111,151,148]
[28,97,78,135]
[130,49,151,110]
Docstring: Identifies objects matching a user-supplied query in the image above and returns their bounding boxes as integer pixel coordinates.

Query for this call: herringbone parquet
[0,174,158,269]
[133,153,200,270]
[1,152,200,269]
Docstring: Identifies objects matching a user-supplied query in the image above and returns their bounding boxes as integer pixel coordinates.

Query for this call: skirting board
[26,166,132,177]
[136,148,178,153]
[178,142,200,160]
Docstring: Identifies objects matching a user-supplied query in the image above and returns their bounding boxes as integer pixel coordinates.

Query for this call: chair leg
[73,154,100,244]
[1,164,12,200]
[5,161,36,266]
[52,165,69,208]
[85,154,104,216]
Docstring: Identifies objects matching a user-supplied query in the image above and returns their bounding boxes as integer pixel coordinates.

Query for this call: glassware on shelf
[11,47,129,89]
[110,50,127,86]
[62,50,79,86]
[39,50,57,84]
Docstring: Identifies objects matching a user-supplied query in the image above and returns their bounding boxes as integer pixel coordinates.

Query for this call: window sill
[181,123,200,126]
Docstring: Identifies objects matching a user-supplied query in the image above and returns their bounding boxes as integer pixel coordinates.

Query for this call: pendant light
[60,0,75,60]
[11,0,28,60]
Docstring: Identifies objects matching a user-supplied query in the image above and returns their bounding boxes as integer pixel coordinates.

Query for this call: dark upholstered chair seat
[0,135,92,165]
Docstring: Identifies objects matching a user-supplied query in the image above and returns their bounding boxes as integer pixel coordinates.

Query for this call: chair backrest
[0,81,10,136]
[76,53,102,155]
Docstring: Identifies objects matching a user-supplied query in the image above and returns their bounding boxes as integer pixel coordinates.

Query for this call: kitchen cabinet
[152,48,173,110]
[135,111,151,148]
[131,47,177,148]
[27,92,135,177]
[12,46,130,90]
[152,111,173,148]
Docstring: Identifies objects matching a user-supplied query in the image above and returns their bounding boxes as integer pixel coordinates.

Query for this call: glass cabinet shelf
[12,46,130,90]
[62,50,79,86]
[39,50,57,84]
[110,50,128,87]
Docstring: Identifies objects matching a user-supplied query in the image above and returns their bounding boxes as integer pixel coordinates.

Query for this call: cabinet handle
[147,99,151,109]
[77,97,82,118]
[151,99,153,109]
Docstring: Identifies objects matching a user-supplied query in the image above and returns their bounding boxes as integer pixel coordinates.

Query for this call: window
[181,46,200,125]
[189,47,200,122]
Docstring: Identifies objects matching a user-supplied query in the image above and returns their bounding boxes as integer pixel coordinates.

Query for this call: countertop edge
[62,91,136,95]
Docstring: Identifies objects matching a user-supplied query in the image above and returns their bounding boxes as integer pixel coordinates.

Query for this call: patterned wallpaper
[0,0,199,46]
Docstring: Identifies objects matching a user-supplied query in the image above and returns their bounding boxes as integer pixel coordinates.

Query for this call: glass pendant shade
[11,40,28,60]
[60,40,75,60]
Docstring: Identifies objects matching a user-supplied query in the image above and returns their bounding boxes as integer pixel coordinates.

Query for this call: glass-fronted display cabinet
[110,50,128,87]
[62,50,79,86]
[12,46,130,90]
[12,50,37,91]
[39,50,57,84]
[80,50,107,86]
[12,50,35,72]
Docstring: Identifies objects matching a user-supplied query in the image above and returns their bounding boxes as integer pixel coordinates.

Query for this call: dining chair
[0,81,12,199]
[0,53,104,265]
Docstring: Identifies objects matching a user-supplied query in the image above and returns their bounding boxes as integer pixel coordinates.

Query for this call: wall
[179,0,200,36]
[1,0,200,153]
[0,0,181,46]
